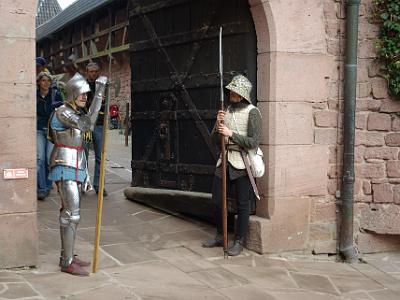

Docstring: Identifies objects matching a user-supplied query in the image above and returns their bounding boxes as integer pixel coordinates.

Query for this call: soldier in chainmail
[202,74,262,256]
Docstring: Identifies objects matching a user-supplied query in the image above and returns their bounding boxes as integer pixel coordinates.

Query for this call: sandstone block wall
[311,0,400,254]
[0,0,38,268]
[109,58,131,123]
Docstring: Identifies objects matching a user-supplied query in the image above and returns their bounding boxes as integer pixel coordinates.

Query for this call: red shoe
[61,261,89,276]
[73,255,91,267]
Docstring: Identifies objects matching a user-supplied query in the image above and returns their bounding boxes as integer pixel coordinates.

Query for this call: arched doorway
[129,0,258,217]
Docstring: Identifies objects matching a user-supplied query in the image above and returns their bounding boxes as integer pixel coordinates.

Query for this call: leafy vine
[374,0,400,97]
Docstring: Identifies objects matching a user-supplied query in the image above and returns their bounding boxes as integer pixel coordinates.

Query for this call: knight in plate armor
[48,72,108,276]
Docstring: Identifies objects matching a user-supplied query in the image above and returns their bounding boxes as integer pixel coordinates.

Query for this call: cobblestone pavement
[1,131,399,299]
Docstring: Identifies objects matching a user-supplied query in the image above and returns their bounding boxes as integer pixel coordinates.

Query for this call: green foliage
[374,0,400,96]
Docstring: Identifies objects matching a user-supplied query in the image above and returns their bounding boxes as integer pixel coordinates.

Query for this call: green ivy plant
[374,0,400,97]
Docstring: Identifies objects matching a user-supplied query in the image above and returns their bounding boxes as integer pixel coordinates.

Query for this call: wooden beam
[75,44,131,64]
[44,22,129,58]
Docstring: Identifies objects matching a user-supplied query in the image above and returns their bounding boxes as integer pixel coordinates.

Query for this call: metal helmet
[65,72,90,103]
[225,74,252,103]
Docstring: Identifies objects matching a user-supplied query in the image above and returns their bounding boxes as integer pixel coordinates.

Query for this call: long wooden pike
[92,53,112,273]
[219,27,228,259]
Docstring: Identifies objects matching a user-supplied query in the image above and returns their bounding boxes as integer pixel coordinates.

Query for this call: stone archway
[247,0,334,253]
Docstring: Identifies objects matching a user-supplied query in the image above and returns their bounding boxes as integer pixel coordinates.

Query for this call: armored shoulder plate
[56,105,91,132]
[87,76,108,130]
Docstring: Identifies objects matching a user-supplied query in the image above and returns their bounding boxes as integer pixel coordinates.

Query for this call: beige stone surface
[315,110,339,128]
[0,0,37,269]
[263,145,329,198]
[271,52,333,102]
[380,99,400,113]
[219,284,276,300]
[247,197,310,253]
[0,83,36,118]
[2,158,400,300]
[0,6,35,38]
[260,0,326,54]
[387,161,400,178]
[312,240,337,254]
[0,37,36,84]
[0,173,36,214]
[385,133,400,147]
[364,147,398,160]
[0,118,36,168]
[0,0,37,13]
[0,213,37,268]
[259,102,313,145]
[371,77,389,99]
[250,3,272,54]
[367,112,391,131]
[311,201,337,223]
[359,203,400,235]
[357,232,400,254]
[372,183,394,203]
[290,272,340,295]
[256,52,272,102]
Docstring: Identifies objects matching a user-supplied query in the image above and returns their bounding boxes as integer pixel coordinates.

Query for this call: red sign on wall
[3,169,29,179]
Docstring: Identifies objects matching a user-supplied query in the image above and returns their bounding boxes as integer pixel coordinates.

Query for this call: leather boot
[72,255,91,267]
[202,234,223,248]
[59,255,90,267]
[61,261,89,276]
[227,238,244,256]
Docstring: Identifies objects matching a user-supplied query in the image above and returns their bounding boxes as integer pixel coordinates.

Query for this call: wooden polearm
[219,27,228,258]
[92,55,112,273]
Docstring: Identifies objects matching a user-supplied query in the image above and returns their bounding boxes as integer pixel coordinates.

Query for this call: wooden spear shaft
[92,56,112,273]
[219,27,228,258]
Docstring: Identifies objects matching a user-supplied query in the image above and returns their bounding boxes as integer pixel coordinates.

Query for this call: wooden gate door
[129,0,257,194]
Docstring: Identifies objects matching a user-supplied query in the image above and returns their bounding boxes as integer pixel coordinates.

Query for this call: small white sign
[3,169,29,180]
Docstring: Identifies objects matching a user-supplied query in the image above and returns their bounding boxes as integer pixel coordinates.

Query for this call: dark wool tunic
[213,100,262,180]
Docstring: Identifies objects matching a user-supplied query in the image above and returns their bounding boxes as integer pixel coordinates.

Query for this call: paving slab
[221,264,298,290]
[287,260,360,277]
[65,283,141,300]
[0,282,40,299]
[350,262,400,292]
[104,261,227,300]
[270,290,342,300]
[0,272,25,283]
[368,289,400,300]
[329,274,384,294]
[101,242,159,264]
[153,247,218,272]
[150,215,206,234]
[2,132,400,300]
[189,268,249,289]
[216,255,292,270]
[218,284,277,300]
[340,291,374,300]
[21,271,111,299]
[142,229,210,251]
[289,272,340,295]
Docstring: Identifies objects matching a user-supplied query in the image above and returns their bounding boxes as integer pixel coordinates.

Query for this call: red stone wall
[108,58,131,124]
[310,0,400,254]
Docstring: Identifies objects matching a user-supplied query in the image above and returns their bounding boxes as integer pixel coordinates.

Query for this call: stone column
[0,0,38,268]
[247,0,332,253]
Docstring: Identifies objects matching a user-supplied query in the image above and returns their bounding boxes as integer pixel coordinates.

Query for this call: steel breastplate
[50,128,86,170]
